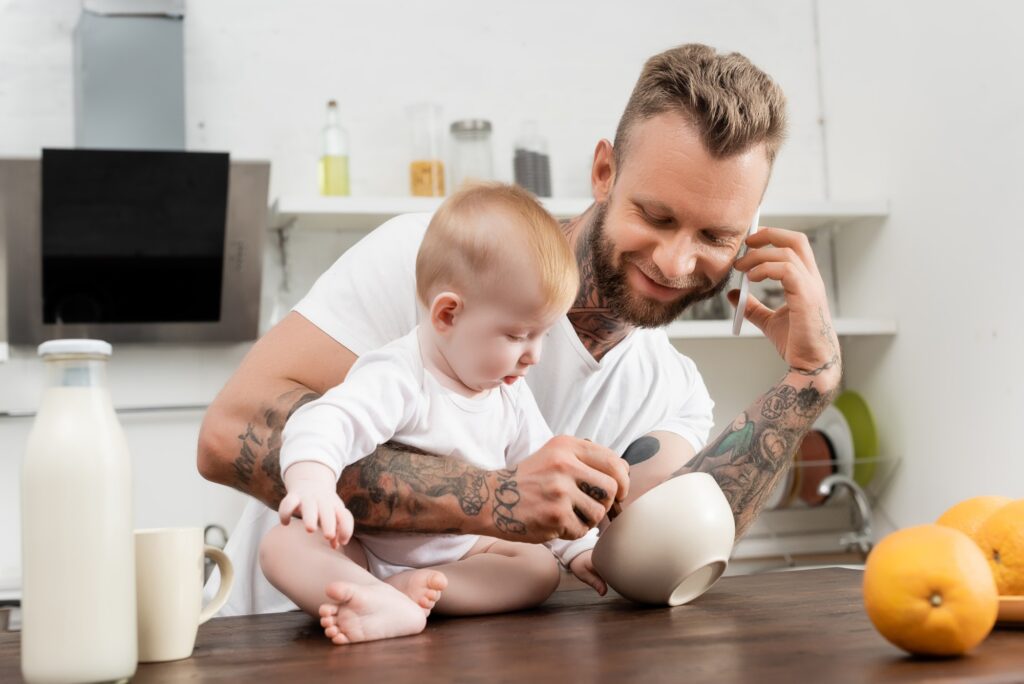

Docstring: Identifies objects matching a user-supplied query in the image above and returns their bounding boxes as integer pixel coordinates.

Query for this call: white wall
[8,0,1018,583]
[0,0,830,584]
[818,0,1024,524]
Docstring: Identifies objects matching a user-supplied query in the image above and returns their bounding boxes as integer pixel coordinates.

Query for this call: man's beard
[586,202,733,328]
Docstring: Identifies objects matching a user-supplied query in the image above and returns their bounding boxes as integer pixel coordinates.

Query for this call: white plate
[813,405,855,478]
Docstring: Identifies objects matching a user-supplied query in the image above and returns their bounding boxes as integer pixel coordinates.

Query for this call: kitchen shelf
[666,318,896,339]
[269,196,889,233]
[0,343,6,363]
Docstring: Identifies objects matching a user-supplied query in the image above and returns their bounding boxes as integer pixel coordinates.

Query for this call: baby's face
[446,295,563,393]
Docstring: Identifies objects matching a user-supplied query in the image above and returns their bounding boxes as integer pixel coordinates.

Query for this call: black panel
[41,149,229,324]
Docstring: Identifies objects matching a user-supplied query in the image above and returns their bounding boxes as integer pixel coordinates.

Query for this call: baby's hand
[568,550,606,596]
[279,461,354,549]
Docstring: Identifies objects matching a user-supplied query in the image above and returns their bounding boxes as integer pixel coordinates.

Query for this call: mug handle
[198,545,234,625]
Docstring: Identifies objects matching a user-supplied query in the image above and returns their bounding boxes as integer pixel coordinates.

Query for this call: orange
[936,495,1012,541]
[973,499,1024,596]
[863,524,998,656]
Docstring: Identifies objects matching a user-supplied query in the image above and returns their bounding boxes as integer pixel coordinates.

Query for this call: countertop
[2,568,1021,683]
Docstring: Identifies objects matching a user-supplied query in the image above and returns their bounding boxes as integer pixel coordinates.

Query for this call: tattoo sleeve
[227,387,514,536]
[229,388,320,508]
[673,374,838,539]
[337,442,496,535]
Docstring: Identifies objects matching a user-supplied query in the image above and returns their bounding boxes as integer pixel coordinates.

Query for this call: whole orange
[973,499,1024,596]
[936,495,1012,541]
[863,524,998,656]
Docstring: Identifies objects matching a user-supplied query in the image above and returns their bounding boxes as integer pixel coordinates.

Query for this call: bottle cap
[38,339,113,358]
[450,119,492,134]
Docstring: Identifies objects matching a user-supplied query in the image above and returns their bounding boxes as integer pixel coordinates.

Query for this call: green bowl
[832,390,879,487]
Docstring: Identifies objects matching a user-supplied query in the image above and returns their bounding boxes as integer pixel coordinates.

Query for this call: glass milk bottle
[318,100,351,196]
[21,340,137,683]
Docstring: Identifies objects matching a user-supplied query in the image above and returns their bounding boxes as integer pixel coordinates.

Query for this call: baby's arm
[278,349,422,546]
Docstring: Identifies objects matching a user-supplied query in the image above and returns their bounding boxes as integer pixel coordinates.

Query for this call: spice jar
[449,119,493,190]
[513,121,551,197]
[408,102,445,197]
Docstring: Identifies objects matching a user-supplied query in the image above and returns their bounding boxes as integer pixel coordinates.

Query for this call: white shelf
[666,318,897,339]
[270,196,889,233]
[0,342,7,363]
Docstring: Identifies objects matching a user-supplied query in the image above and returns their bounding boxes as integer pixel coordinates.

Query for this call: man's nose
[653,232,698,281]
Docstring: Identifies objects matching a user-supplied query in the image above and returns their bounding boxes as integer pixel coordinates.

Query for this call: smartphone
[732,208,762,336]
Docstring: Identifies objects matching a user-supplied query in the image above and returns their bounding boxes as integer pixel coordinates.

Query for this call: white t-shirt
[209,212,715,616]
[280,327,595,571]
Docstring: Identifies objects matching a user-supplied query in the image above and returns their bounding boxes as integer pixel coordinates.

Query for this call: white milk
[21,342,137,683]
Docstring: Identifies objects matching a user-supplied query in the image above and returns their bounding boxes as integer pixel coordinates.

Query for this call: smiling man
[198,43,841,615]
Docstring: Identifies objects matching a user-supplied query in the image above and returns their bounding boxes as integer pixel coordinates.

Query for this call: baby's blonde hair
[415,183,579,315]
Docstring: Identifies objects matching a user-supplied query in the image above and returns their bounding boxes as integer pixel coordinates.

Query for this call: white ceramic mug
[134,527,234,663]
[592,472,735,606]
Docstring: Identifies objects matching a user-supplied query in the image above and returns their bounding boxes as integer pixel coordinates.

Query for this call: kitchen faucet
[818,473,874,557]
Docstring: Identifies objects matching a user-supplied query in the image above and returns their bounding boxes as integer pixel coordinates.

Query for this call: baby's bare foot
[384,569,449,613]
[318,581,429,645]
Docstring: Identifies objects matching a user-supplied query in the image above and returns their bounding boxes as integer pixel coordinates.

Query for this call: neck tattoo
[562,213,633,362]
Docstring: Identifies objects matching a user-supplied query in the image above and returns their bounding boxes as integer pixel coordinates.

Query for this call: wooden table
[2,569,1021,683]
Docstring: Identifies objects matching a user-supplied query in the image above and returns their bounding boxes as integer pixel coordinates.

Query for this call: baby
[259,183,605,645]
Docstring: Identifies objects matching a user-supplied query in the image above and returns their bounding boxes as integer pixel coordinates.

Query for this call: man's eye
[643,212,673,227]
[506,334,527,342]
[703,231,732,246]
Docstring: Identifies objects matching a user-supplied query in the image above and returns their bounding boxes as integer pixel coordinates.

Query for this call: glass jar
[449,119,493,190]
[513,120,551,197]
[408,102,445,196]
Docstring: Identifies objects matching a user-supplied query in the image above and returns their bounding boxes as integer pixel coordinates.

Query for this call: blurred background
[1,0,1022,585]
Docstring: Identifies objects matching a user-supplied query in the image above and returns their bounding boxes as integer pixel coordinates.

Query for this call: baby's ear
[429,291,463,332]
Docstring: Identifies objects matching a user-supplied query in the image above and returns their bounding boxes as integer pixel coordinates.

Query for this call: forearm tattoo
[339,443,491,535]
[674,379,836,539]
[231,388,319,506]
[493,467,527,535]
[791,309,842,377]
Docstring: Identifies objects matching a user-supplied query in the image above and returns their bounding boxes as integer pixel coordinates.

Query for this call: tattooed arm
[618,227,842,538]
[197,312,627,541]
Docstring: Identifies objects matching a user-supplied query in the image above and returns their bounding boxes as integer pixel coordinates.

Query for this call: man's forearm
[339,444,517,537]
[203,385,521,538]
[208,386,322,509]
[674,369,840,539]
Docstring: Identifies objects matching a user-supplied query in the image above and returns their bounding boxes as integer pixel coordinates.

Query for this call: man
[198,43,841,614]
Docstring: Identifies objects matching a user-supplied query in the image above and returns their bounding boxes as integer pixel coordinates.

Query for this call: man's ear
[430,291,463,333]
[591,138,615,203]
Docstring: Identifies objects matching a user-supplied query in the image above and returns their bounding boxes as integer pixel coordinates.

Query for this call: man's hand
[568,550,606,595]
[279,461,354,549]
[732,227,841,383]
[508,436,629,542]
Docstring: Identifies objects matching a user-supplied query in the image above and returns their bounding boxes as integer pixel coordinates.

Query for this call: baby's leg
[259,523,446,644]
[395,537,559,616]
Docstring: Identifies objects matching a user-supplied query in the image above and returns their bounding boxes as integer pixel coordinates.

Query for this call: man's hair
[415,182,579,314]
[613,43,788,168]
